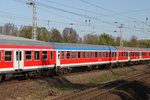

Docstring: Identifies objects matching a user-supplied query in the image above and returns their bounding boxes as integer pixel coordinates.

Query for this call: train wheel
[28,72,37,79]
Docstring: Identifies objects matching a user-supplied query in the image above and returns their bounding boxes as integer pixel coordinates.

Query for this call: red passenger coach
[117,47,150,64]
[52,43,118,68]
[0,35,55,73]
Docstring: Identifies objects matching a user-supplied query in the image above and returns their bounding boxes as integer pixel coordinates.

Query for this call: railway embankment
[0,64,150,100]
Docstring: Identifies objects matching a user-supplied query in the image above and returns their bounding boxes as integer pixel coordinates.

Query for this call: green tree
[139,39,150,48]
[98,33,115,45]
[83,33,99,44]
[37,27,49,42]
[19,26,32,39]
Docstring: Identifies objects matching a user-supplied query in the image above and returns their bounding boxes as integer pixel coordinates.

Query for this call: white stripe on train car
[60,61,111,68]
[23,65,54,70]
[141,58,150,60]
[130,59,141,61]
[118,60,129,62]
[0,68,14,72]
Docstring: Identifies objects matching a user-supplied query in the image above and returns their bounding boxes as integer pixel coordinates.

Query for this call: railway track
[53,71,150,100]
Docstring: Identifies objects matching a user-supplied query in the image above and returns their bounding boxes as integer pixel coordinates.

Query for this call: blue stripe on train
[54,47,117,51]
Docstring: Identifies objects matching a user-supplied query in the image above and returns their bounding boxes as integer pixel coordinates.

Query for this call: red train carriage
[51,43,118,68]
[141,49,150,61]
[117,47,150,64]
[0,35,55,74]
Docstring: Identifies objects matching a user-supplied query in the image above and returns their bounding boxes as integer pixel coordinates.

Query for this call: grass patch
[88,74,120,85]
[54,69,149,93]
[54,84,85,92]
[87,70,145,85]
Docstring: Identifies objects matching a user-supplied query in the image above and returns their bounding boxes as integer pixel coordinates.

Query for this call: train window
[121,52,123,57]
[133,52,135,56]
[34,51,40,60]
[26,51,31,61]
[91,52,94,58]
[129,52,132,56]
[82,52,86,58]
[87,52,90,58]
[72,51,76,59]
[112,52,114,57]
[126,52,128,57]
[123,52,125,57]
[66,51,70,59]
[42,51,47,60]
[50,51,53,59]
[95,52,98,58]
[102,52,105,58]
[61,51,65,59]
[142,52,146,56]
[136,52,138,56]
[5,51,12,61]
[99,52,101,58]
[78,52,81,59]
[109,52,111,57]
[16,51,22,61]
[124,52,126,57]
[106,52,109,58]
[114,52,116,57]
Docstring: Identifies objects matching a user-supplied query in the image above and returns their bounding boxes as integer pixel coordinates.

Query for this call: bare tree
[62,27,79,43]
[50,28,62,42]
[2,23,18,36]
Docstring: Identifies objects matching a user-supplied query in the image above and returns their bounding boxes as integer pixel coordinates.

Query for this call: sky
[0,0,150,40]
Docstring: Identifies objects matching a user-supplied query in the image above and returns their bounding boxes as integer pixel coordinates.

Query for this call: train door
[128,51,131,61]
[56,51,60,67]
[139,52,142,60]
[14,50,24,70]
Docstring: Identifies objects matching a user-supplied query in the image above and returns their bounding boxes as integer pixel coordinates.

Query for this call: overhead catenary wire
[80,0,150,25]
[12,0,150,37]
[42,0,146,25]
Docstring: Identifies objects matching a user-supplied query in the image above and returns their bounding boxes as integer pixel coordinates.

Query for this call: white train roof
[0,34,52,46]
[0,34,117,50]
[116,46,150,50]
[1,34,149,51]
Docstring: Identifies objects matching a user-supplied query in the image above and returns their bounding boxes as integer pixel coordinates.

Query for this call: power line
[12,0,150,35]
[80,0,150,25]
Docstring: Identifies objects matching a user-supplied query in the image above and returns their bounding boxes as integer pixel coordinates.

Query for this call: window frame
[106,52,109,58]
[66,51,70,59]
[5,51,12,62]
[78,52,81,59]
[34,51,40,61]
[87,52,90,58]
[25,51,32,61]
[42,51,48,60]
[72,51,76,59]
[82,52,86,59]
[61,51,65,59]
